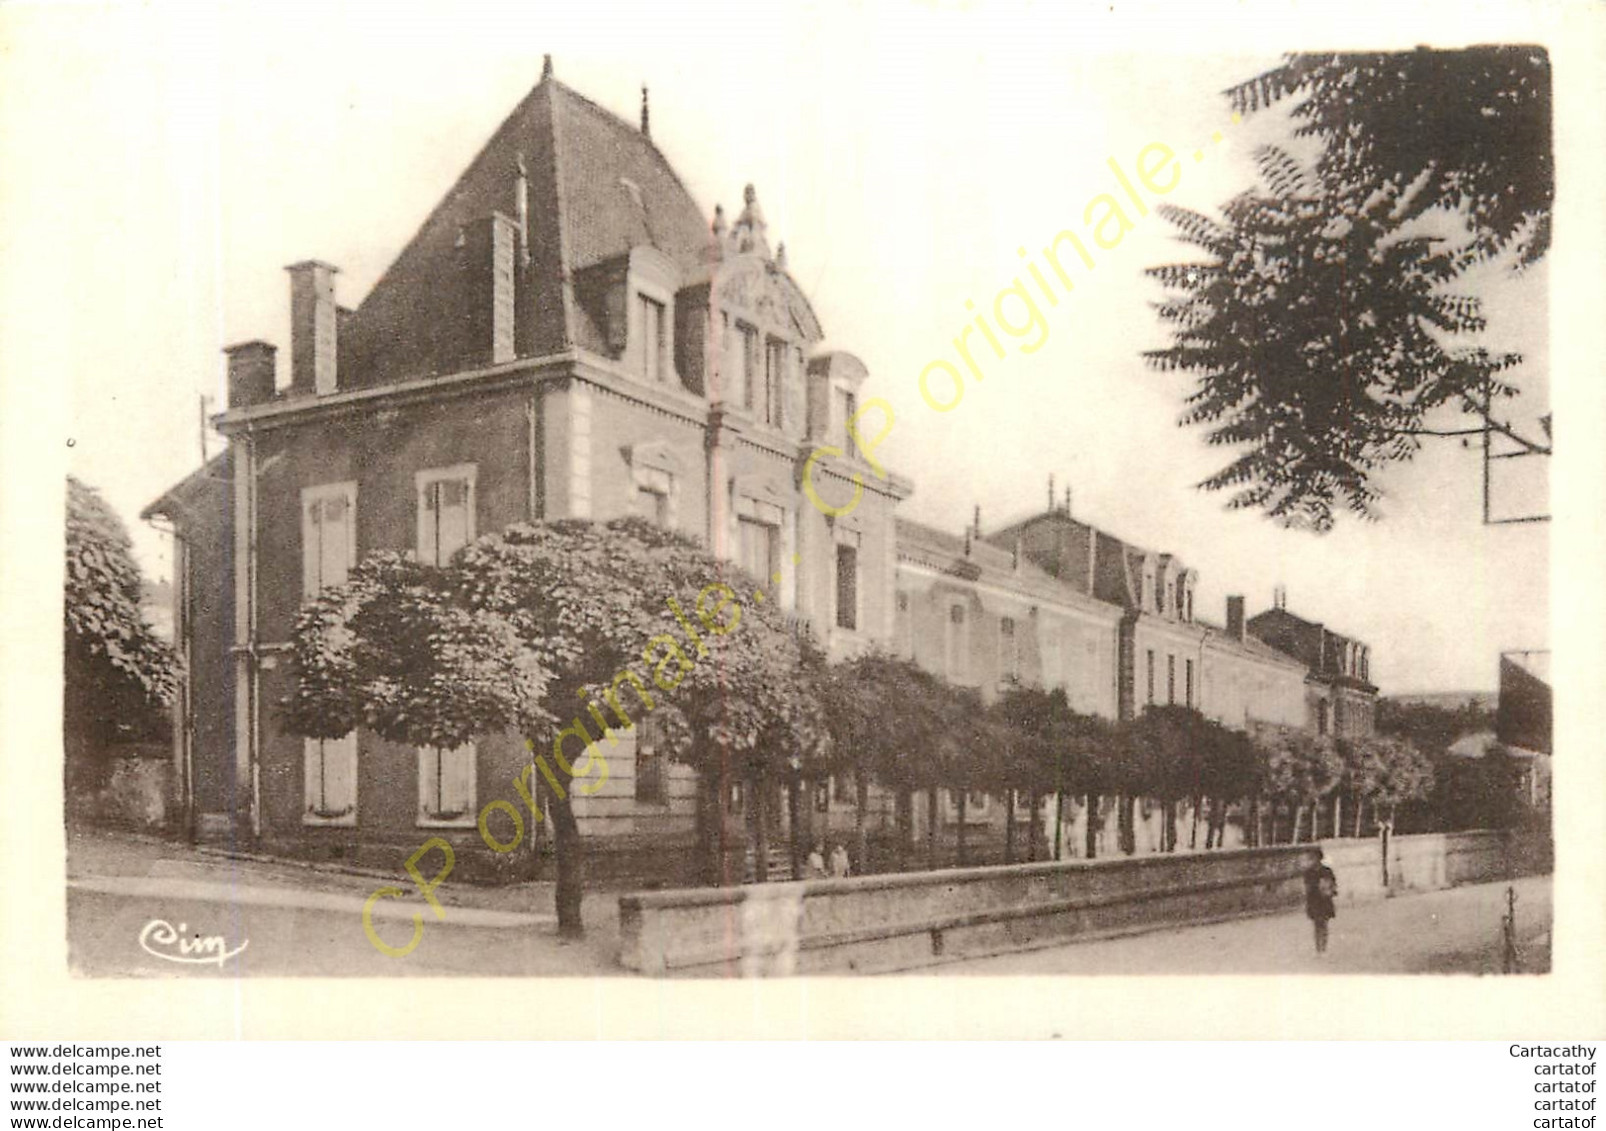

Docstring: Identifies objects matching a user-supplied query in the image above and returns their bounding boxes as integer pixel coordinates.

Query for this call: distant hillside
[1383,690,1497,712]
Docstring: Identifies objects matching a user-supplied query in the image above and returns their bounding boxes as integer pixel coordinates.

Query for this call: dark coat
[1304,862,1338,922]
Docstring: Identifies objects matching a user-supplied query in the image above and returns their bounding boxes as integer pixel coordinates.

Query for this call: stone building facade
[147,64,1343,878]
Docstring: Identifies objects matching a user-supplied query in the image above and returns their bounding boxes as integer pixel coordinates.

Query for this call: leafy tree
[65,477,179,782]
[1226,48,1552,265]
[990,686,1110,862]
[1149,48,1551,530]
[1146,155,1523,530]
[819,650,953,873]
[1257,727,1343,843]
[288,518,820,936]
[1350,734,1434,885]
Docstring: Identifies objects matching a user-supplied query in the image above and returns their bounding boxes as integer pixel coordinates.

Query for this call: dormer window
[637,293,667,383]
[763,336,786,427]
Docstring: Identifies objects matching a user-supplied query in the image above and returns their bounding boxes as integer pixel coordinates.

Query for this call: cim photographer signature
[138,919,248,968]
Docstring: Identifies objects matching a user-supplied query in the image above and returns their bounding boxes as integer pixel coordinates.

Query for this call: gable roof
[337,71,713,387]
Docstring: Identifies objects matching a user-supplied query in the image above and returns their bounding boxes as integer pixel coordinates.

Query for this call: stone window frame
[624,441,683,531]
[416,743,477,829]
[414,463,478,566]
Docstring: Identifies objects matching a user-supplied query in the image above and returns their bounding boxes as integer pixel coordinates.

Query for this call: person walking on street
[1304,849,1338,955]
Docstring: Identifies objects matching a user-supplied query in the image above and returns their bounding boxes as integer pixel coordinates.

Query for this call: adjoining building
[1248,590,1378,740]
[145,63,1359,879]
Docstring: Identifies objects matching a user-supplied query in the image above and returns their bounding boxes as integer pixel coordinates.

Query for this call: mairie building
[145,62,1373,880]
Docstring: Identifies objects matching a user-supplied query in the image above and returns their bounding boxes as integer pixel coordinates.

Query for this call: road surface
[938,874,1552,975]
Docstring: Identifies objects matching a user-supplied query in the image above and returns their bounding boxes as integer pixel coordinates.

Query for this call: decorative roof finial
[711,204,726,237]
[733,184,769,257]
[775,241,787,270]
[1048,474,1055,511]
[640,84,650,137]
[541,54,553,81]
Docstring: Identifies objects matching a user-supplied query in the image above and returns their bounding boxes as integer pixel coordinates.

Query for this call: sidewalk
[67,827,554,925]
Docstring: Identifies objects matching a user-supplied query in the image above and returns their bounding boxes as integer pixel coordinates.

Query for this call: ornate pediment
[711,255,824,344]
[621,440,686,476]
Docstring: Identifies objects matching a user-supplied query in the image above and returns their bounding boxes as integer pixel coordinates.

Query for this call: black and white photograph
[5,0,1602,1040]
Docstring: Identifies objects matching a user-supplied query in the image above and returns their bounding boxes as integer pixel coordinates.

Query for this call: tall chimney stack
[640,84,650,137]
[224,341,277,408]
[1226,595,1246,642]
[287,261,339,395]
[1273,584,1287,611]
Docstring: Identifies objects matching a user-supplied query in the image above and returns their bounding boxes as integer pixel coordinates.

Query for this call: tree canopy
[1148,48,1551,531]
[65,477,179,755]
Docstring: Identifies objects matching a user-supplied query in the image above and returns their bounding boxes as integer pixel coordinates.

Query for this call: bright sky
[7,1,1567,695]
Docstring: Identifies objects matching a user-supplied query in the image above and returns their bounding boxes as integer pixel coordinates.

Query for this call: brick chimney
[1226,595,1246,642]
[224,341,277,408]
[287,261,339,395]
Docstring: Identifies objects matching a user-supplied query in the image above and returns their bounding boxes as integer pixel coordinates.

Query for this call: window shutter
[302,501,321,599]
[325,733,357,817]
[418,481,438,564]
[442,744,475,817]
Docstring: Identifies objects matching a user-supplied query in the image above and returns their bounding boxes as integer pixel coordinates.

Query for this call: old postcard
[2,0,1602,1039]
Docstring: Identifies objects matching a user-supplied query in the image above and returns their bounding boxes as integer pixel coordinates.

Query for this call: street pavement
[66,829,623,977]
[65,829,1551,978]
[937,874,1552,975]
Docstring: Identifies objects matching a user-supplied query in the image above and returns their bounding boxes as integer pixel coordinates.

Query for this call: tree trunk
[1248,795,1261,848]
[956,791,969,866]
[1189,796,1201,850]
[926,788,939,870]
[854,769,869,877]
[1354,796,1364,838]
[752,774,770,883]
[1165,799,1178,853]
[1333,791,1343,840]
[1028,791,1042,863]
[787,777,803,879]
[1085,792,1099,859]
[1119,793,1136,855]
[897,788,914,871]
[1291,803,1304,845]
[547,788,585,939]
[1004,789,1017,864]
[1054,789,1065,861]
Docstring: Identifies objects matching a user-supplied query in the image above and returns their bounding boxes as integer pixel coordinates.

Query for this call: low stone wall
[618,829,1552,976]
[619,844,1319,976]
[1319,828,1550,904]
[68,750,172,832]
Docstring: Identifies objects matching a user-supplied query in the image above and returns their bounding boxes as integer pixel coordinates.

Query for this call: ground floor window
[417,743,476,826]
[304,734,357,825]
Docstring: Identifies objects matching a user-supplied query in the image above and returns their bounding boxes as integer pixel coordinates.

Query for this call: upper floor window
[763,337,786,427]
[1185,658,1195,707]
[1167,653,1177,704]
[738,323,760,411]
[999,617,1019,682]
[1316,700,1330,736]
[895,591,913,658]
[835,543,859,631]
[301,482,357,599]
[946,604,969,683]
[836,388,858,456]
[637,294,667,384]
[416,465,476,566]
[1146,649,1156,704]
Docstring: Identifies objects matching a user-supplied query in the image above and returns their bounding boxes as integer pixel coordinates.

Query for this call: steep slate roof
[337,68,713,387]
